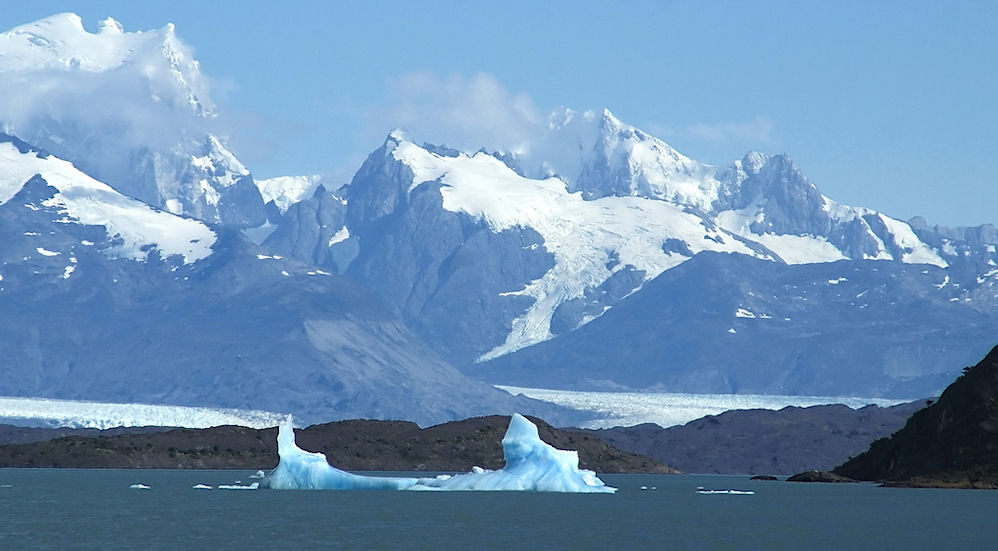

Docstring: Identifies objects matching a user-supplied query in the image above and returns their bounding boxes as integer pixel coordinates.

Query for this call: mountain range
[1,14,996,425]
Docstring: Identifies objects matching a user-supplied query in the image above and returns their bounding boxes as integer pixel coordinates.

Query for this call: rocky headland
[832,346,998,488]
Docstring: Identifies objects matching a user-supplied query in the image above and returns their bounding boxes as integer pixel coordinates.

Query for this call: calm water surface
[0,469,994,550]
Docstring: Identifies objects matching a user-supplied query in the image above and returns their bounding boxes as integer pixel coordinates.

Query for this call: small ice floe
[129,484,151,490]
[640,486,657,491]
[0,484,12,488]
[248,470,266,479]
[192,484,213,490]
[696,487,754,495]
[218,482,260,490]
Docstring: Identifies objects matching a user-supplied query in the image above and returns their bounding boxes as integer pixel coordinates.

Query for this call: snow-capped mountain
[524,108,724,208]
[0,133,215,264]
[264,110,998,397]
[3,12,996,414]
[0,134,572,426]
[0,14,266,228]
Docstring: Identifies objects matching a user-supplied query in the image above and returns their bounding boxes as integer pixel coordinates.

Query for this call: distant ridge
[577,400,927,475]
[0,416,672,474]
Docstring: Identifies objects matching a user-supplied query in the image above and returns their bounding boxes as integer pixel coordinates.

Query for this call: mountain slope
[476,252,998,397]
[0,135,571,426]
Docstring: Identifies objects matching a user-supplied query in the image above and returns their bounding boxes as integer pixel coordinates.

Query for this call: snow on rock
[877,213,947,267]
[391,139,756,359]
[327,226,350,246]
[190,136,250,188]
[264,414,615,493]
[0,140,216,263]
[256,175,325,213]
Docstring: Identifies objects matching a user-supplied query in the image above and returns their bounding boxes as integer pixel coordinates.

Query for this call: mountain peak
[0,13,211,115]
[387,129,409,144]
[600,107,621,129]
[741,151,770,174]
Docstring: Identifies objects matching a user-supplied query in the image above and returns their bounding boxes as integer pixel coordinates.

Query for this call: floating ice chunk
[129,484,150,490]
[264,414,615,493]
[248,470,266,479]
[696,487,754,495]
[192,484,213,490]
[218,482,259,490]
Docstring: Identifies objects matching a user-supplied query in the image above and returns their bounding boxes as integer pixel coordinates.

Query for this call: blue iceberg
[263,413,615,493]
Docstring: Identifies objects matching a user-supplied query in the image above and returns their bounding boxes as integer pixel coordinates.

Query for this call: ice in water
[263,413,615,493]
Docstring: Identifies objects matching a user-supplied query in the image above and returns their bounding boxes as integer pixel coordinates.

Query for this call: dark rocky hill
[834,346,998,488]
[0,424,170,445]
[578,400,928,475]
[0,416,673,474]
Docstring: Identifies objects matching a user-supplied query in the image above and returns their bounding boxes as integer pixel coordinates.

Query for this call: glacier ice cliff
[263,414,615,493]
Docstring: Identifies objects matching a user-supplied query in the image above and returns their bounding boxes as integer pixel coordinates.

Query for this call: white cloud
[0,15,217,189]
[369,71,544,154]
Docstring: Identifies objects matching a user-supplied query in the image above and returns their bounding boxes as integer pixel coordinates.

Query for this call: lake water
[0,469,993,550]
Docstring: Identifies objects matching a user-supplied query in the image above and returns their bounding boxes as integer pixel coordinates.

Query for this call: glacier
[0,396,286,429]
[498,386,909,429]
[264,414,615,493]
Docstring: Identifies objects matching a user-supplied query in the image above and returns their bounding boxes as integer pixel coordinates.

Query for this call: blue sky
[2,1,996,226]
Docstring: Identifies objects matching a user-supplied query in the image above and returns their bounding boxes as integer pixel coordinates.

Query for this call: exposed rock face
[264,185,350,270]
[0,416,674,474]
[341,138,555,365]
[834,346,998,488]
[579,400,927,475]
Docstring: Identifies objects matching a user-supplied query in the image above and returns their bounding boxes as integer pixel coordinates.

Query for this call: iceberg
[263,414,615,493]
